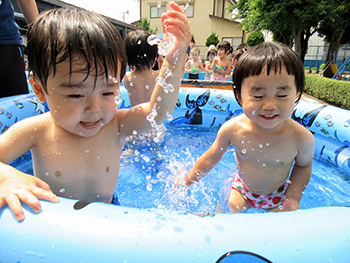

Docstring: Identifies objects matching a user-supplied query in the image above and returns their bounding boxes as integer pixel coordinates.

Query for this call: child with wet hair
[210,41,233,81]
[123,29,165,145]
[184,41,314,213]
[204,47,217,81]
[185,46,204,80]
[0,2,191,221]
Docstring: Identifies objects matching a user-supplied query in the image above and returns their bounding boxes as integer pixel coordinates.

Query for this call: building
[140,0,246,58]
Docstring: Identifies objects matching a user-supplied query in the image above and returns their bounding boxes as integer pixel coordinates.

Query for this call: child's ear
[31,77,47,103]
[234,89,242,106]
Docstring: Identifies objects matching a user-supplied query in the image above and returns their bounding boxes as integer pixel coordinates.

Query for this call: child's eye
[102,92,115,96]
[254,95,263,99]
[68,94,84,98]
[277,94,288,98]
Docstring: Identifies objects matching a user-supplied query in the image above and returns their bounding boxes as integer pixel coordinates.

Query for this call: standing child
[185,46,204,80]
[184,42,314,213]
[210,41,233,81]
[123,29,165,145]
[0,2,191,221]
[204,47,217,81]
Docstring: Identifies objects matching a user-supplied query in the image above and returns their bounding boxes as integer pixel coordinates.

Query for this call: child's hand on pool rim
[0,172,59,221]
[279,198,299,212]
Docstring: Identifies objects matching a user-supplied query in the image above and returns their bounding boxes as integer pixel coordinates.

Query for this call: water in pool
[12,124,350,213]
[117,124,350,213]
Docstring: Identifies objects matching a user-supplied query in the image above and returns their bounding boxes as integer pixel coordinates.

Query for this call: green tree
[137,17,158,34]
[205,31,220,47]
[228,0,331,63]
[246,31,265,47]
[317,0,350,78]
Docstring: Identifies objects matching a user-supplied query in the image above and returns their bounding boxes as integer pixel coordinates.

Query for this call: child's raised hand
[0,171,59,221]
[161,1,191,65]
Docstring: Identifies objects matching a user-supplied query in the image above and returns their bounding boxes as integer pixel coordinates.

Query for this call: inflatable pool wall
[1,87,350,262]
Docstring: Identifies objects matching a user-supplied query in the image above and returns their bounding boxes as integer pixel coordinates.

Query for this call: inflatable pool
[1,87,350,262]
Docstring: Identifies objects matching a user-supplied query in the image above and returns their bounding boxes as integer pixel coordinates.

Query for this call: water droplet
[276,159,280,162]
[85,150,89,153]
[262,163,266,167]
[60,188,65,193]
[145,85,149,89]
[133,130,137,135]
[252,110,256,115]
[259,144,263,148]
[137,40,142,45]
[266,143,269,146]
[241,149,247,154]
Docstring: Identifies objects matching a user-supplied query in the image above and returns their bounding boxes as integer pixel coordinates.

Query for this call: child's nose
[262,99,277,110]
[86,96,101,113]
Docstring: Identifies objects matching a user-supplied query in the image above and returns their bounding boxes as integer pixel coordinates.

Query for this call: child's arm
[118,2,191,136]
[17,0,39,24]
[185,125,231,186]
[281,130,314,211]
[0,118,59,221]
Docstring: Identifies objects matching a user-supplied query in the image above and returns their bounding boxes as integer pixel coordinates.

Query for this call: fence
[304,45,350,70]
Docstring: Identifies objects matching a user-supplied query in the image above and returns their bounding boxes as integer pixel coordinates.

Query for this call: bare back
[124,68,159,106]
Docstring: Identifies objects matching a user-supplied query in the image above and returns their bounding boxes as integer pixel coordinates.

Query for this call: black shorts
[188,73,199,80]
[0,45,29,98]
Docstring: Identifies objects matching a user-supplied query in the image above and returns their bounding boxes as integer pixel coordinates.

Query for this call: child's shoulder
[220,114,245,132]
[1,112,52,141]
[289,118,314,143]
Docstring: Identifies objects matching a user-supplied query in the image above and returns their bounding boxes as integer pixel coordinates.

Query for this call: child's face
[38,58,120,137]
[190,50,199,61]
[209,53,216,62]
[238,66,297,130]
[217,48,228,58]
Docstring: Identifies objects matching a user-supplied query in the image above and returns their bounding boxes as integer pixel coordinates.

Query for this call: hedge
[304,74,350,110]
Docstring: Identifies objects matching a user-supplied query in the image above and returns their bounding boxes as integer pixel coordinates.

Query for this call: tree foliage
[246,31,265,47]
[137,17,158,34]
[227,0,332,63]
[317,0,350,77]
[205,31,220,47]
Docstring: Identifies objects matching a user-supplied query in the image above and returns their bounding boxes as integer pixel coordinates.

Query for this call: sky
[61,0,141,24]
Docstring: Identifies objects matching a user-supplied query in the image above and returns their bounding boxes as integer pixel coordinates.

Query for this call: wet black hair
[124,30,158,71]
[217,41,233,55]
[27,8,126,92]
[233,41,304,105]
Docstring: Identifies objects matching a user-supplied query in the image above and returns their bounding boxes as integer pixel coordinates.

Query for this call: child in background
[204,46,217,81]
[226,48,246,80]
[123,30,165,145]
[0,2,191,221]
[185,46,204,80]
[184,42,314,213]
[210,41,233,81]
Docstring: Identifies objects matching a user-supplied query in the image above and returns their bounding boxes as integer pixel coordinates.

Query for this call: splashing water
[147,34,174,57]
